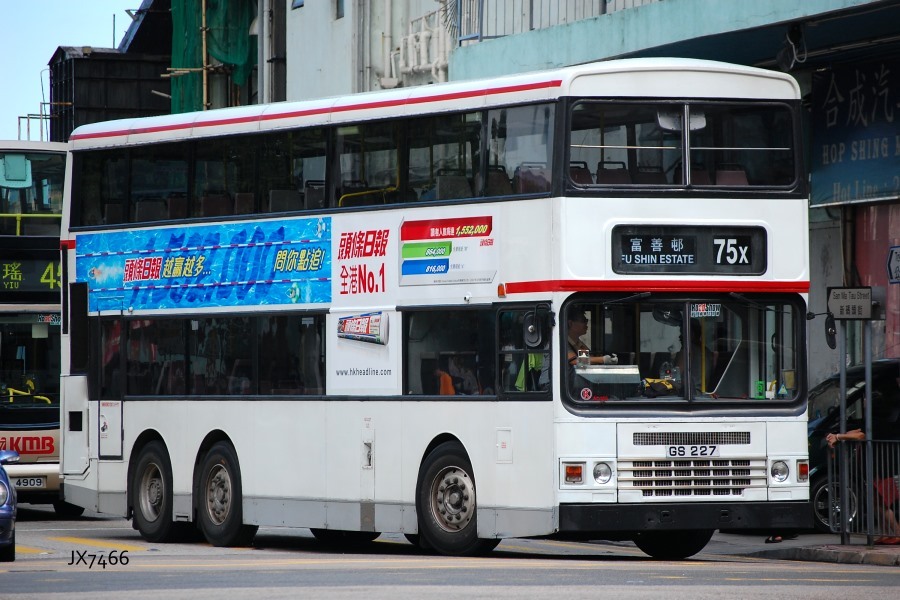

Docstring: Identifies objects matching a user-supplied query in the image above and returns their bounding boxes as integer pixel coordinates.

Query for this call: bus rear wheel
[131,441,177,543]
[633,529,713,560]
[197,441,257,547]
[416,441,500,556]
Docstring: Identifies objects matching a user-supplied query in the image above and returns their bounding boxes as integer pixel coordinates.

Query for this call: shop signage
[811,59,900,206]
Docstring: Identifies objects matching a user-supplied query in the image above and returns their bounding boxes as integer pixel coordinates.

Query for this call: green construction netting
[171,0,257,114]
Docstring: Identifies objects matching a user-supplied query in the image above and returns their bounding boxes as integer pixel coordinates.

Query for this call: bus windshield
[564,296,802,403]
[0,149,65,236]
[569,101,796,188]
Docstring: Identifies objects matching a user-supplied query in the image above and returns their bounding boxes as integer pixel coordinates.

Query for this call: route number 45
[713,238,750,265]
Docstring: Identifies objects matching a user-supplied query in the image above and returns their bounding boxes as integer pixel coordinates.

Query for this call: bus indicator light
[564,464,583,484]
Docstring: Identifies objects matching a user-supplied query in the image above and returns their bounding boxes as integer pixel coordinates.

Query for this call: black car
[807,359,900,532]
[0,449,19,562]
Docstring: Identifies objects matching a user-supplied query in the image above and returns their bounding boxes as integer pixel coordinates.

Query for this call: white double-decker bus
[0,141,83,516]
[60,58,810,558]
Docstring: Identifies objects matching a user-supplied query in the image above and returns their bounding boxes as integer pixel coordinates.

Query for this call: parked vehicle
[807,359,900,532]
[0,449,20,562]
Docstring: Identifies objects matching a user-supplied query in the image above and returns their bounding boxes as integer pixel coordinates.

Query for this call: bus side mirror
[523,311,542,349]
[824,314,836,350]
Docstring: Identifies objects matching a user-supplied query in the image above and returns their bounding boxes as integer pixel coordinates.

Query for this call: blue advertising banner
[811,60,900,207]
[77,217,331,312]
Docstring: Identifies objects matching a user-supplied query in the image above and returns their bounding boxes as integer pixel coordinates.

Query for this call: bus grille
[633,432,751,446]
[619,459,767,498]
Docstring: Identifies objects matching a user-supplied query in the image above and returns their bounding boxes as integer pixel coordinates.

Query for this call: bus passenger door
[61,374,90,475]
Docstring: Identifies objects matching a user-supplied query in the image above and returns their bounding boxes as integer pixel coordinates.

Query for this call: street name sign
[827,286,872,320]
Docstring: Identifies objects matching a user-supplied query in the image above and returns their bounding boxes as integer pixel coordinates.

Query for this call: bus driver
[566,310,617,366]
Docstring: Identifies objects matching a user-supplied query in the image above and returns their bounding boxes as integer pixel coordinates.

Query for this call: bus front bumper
[559,501,812,532]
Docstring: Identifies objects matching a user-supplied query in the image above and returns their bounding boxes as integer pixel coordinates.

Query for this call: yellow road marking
[48,536,146,553]
[14,545,45,554]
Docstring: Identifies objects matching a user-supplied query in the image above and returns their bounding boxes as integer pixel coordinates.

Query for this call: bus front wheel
[131,441,177,543]
[197,441,257,547]
[416,441,500,556]
[633,529,713,560]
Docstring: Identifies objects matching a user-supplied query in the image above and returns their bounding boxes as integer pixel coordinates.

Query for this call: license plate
[666,445,719,458]
[13,477,46,489]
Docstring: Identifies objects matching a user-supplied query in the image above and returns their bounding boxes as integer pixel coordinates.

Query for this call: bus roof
[69,57,800,150]
[0,140,68,153]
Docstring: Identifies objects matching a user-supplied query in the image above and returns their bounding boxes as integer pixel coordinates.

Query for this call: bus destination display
[612,225,766,275]
[0,258,61,292]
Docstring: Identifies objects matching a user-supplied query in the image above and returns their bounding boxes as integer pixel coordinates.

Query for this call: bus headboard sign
[612,225,766,275]
[0,258,61,292]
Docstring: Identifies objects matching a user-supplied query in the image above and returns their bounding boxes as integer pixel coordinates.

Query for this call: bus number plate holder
[666,445,719,458]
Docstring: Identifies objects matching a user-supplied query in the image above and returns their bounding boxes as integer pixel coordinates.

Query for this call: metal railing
[451,0,661,45]
[825,439,900,541]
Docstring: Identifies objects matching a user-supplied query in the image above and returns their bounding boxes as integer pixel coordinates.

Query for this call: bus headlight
[593,462,612,484]
[0,482,8,506]
[770,461,789,482]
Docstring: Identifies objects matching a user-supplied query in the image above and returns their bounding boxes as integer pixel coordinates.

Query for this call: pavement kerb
[749,544,900,567]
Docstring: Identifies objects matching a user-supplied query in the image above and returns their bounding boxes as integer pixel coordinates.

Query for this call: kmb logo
[0,436,55,454]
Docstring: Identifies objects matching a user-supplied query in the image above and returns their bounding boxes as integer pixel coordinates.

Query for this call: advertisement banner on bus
[76,218,332,311]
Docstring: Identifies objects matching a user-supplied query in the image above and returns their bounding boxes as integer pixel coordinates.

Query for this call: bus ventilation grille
[633,432,751,445]
[620,459,765,498]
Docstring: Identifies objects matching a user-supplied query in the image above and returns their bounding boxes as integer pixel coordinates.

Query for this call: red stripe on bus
[70,80,563,142]
[60,239,76,250]
[504,280,810,294]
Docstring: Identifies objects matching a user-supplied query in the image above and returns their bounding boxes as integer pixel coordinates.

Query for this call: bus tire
[53,500,85,518]
[416,441,499,556]
[633,529,713,560]
[131,441,177,543]
[310,529,380,546]
[197,441,257,547]
[811,476,857,533]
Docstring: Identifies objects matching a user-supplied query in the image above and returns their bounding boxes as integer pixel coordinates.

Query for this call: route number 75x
[713,238,750,265]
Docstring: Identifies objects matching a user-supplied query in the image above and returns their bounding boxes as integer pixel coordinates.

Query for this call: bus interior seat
[167,193,188,219]
[673,164,712,186]
[233,192,255,214]
[483,166,513,196]
[714,165,748,185]
[268,190,303,212]
[569,161,594,184]
[595,161,631,184]
[134,198,167,222]
[633,166,667,185]
[513,163,550,193]
[435,174,472,200]
[304,180,326,209]
[200,194,232,217]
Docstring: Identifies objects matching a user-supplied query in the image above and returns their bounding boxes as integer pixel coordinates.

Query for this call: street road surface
[5,504,898,599]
